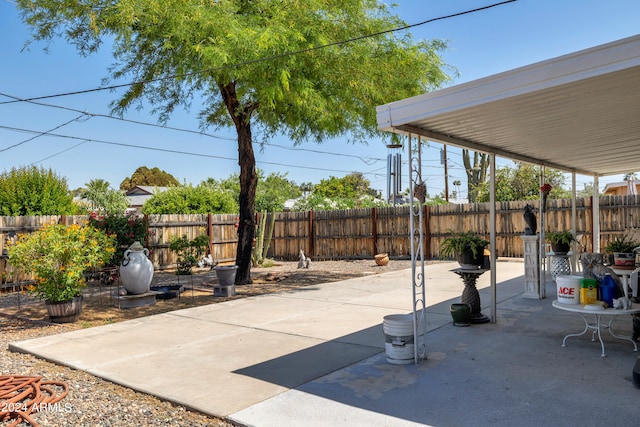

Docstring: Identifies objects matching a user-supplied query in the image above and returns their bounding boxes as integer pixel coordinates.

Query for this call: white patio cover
[376,34,640,322]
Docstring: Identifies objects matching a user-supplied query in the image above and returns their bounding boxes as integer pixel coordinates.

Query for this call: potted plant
[7,223,116,322]
[440,230,489,269]
[169,234,210,275]
[545,230,575,255]
[604,235,640,266]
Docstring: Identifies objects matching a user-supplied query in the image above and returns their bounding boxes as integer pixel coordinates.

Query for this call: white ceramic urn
[120,241,154,295]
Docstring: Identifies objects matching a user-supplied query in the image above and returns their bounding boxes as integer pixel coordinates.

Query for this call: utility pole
[441,146,449,201]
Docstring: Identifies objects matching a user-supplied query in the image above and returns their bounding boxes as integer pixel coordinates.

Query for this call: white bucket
[383,314,414,364]
[556,275,581,304]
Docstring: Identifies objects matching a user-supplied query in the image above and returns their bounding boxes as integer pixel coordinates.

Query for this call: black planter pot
[551,242,570,255]
[456,246,484,269]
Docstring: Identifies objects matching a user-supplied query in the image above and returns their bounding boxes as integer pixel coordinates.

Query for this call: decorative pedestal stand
[452,268,491,324]
[521,235,542,299]
[549,254,571,279]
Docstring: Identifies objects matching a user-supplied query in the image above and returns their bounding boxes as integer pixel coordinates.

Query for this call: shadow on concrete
[232,280,640,427]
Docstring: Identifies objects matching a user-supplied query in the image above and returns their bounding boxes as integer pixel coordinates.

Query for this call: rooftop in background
[126,186,169,213]
[603,181,640,196]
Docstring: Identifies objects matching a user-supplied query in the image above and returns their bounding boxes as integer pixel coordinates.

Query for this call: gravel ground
[0,259,415,427]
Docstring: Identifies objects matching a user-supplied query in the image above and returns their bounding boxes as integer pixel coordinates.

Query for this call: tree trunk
[219,82,258,285]
[235,123,257,284]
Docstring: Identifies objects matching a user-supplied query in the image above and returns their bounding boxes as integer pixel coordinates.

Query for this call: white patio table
[552,300,640,357]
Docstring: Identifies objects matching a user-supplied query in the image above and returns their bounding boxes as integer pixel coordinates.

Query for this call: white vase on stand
[120,241,154,295]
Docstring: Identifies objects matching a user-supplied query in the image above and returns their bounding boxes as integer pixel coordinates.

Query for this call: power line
[30,140,90,165]
[0,124,376,177]
[0,92,385,165]
[0,113,87,153]
[0,1,516,105]
[0,92,235,141]
[0,91,388,165]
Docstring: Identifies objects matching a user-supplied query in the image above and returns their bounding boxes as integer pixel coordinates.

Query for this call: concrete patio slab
[10,260,640,426]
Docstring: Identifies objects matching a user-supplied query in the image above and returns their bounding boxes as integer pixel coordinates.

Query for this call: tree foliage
[80,179,129,215]
[475,163,567,202]
[119,166,180,191]
[16,0,450,284]
[291,193,387,211]
[314,173,378,199]
[141,184,237,214]
[0,166,78,215]
[206,170,301,213]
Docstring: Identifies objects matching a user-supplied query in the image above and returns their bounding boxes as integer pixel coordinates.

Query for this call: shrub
[87,212,148,266]
[8,224,115,302]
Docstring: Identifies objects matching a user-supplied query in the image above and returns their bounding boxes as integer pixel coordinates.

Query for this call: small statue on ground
[523,204,537,235]
[297,249,311,269]
[197,253,218,270]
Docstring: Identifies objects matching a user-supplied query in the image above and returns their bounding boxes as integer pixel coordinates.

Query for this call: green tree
[578,183,598,198]
[17,0,450,283]
[205,170,302,212]
[257,172,301,212]
[291,193,387,211]
[80,179,129,215]
[0,166,78,215]
[119,167,180,191]
[476,163,567,202]
[314,173,378,199]
[142,184,237,214]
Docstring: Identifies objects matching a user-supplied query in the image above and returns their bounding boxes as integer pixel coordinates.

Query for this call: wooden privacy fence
[2,195,640,282]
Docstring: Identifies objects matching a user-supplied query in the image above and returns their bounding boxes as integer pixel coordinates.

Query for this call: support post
[408,134,427,363]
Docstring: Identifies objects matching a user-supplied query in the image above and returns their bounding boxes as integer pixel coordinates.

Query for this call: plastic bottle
[599,274,617,307]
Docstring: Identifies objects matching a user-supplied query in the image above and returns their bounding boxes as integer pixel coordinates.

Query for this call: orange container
[580,278,598,305]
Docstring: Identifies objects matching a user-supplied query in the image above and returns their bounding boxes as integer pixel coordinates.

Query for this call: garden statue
[297,249,311,269]
[523,205,537,235]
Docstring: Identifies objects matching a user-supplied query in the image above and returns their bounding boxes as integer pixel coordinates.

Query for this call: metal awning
[376,34,640,340]
[377,34,640,177]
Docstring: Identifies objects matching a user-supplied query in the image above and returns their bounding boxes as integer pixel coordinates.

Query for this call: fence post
[424,204,431,259]
[144,214,150,249]
[372,207,378,255]
[308,210,314,257]
[207,213,214,256]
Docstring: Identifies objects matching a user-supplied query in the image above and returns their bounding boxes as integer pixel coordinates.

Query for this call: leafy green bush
[142,184,237,214]
[169,234,209,274]
[8,224,115,302]
[0,166,78,215]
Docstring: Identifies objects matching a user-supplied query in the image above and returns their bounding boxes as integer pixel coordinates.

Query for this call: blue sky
[1,0,639,199]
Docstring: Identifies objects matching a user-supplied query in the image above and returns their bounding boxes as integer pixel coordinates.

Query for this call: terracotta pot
[375,253,389,266]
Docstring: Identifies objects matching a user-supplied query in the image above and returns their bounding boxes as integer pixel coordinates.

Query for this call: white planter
[120,241,154,295]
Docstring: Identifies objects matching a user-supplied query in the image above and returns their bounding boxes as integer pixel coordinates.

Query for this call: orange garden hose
[0,375,69,427]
